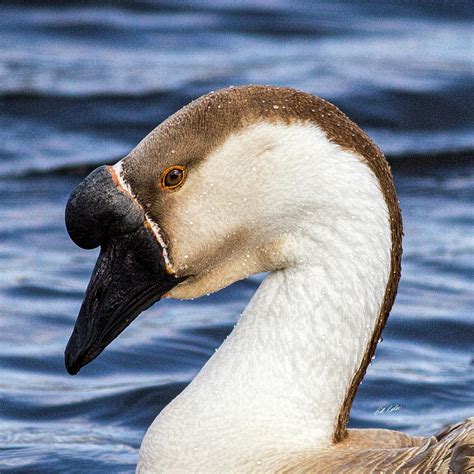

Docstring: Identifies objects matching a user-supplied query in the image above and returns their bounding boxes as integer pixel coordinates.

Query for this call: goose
[64,85,473,473]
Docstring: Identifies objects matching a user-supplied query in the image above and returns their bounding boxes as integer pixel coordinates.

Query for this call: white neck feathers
[138,122,392,472]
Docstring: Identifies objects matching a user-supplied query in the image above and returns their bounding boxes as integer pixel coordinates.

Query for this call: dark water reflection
[0,1,473,472]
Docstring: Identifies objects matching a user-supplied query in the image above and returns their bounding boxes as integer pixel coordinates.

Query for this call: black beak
[64,165,183,375]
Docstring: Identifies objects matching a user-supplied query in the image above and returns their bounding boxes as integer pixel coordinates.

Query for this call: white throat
[138,123,392,472]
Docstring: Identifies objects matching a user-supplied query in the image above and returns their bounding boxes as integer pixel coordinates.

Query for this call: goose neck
[140,222,391,469]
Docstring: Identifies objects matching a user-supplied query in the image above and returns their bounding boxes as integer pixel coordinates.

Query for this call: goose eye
[161,166,186,190]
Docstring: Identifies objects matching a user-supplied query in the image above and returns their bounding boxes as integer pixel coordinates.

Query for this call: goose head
[65,85,401,384]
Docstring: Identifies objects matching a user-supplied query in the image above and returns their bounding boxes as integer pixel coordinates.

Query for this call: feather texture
[279,419,474,473]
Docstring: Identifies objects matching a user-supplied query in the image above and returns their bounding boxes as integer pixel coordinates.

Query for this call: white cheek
[166,120,387,284]
[176,134,274,240]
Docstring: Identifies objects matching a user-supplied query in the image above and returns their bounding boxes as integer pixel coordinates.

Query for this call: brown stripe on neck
[330,119,403,443]
[122,86,403,442]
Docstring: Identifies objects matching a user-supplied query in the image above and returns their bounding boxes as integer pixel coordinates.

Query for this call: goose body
[64,86,473,472]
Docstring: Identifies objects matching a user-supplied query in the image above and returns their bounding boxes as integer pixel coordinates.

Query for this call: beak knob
[65,165,144,250]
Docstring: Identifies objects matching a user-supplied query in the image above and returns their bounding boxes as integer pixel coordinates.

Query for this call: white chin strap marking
[112,161,175,275]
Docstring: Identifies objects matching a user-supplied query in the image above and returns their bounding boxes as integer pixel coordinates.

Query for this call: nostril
[88,287,103,314]
[94,287,103,301]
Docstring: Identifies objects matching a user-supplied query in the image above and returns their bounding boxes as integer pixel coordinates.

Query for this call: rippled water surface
[0,1,473,472]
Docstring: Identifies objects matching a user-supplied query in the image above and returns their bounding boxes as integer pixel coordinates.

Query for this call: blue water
[0,1,473,471]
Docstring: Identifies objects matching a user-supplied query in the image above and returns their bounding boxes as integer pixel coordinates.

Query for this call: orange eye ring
[160,165,186,191]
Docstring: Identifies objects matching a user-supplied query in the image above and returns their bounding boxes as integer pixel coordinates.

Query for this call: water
[0,1,473,471]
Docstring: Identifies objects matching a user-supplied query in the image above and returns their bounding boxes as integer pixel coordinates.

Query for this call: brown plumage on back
[278,418,474,472]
